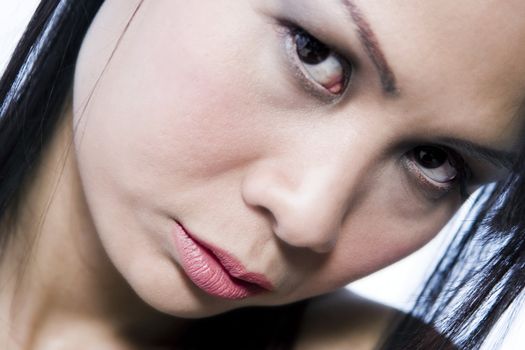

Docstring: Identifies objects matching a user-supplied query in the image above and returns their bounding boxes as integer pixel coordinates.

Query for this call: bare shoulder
[293,289,400,350]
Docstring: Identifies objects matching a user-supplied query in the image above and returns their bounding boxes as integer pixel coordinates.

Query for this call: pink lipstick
[172,221,273,299]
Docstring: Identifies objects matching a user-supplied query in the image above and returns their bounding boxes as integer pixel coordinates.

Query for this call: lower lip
[172,221,267,299]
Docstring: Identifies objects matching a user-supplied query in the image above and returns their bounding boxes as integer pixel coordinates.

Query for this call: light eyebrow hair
[437,137,518,171]
[339,0,399,96]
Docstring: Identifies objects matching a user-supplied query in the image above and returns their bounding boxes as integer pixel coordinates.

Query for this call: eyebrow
[339,0,399,96]
[437,137,517,170]
[337,1,517,171]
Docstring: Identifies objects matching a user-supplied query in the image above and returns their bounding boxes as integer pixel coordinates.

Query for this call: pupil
[415,146,448,169]
[295,30,330,65]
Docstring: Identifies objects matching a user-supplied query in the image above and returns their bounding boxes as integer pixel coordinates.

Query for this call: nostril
[272,214,340,254]
[251,205,278,228]
[241,161,345,253]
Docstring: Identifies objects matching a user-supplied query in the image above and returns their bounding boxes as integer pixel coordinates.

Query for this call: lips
[172,221,273,299]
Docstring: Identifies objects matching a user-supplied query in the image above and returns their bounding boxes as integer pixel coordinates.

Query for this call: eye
[403,145,471,199]
[289,27,351,95]
[413,146,457,183]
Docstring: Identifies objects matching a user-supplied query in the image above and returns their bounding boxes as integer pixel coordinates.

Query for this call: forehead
[354,0,525,148]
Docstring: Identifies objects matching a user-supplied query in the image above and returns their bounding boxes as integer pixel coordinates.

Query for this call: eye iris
[415,146,448,169]
[295,31,330,65]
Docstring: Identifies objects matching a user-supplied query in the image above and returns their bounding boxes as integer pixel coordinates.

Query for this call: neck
[0,103,185,349]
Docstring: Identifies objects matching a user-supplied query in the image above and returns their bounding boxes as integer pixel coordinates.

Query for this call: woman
[0,0,524,349]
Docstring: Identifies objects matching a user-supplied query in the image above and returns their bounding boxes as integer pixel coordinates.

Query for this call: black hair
[380,172,525,349]
[0,0,104,240]
[1,1,524,349]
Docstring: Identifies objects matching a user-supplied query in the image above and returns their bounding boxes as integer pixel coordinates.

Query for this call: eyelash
[402,146,472,200]
[276,22,472,201]
[278,21,354,100]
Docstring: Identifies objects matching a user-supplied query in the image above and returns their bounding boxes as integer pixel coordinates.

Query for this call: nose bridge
[242,142,367,253]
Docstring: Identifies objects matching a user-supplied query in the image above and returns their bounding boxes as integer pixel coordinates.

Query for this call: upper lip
[181,223,274,291]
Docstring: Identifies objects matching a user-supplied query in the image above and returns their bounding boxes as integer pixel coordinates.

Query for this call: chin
[131,276,246,319]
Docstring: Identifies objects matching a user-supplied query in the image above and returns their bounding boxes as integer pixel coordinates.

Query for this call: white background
[1,1,522,348]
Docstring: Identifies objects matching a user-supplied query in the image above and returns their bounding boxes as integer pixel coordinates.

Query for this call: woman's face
[73,0,525,317]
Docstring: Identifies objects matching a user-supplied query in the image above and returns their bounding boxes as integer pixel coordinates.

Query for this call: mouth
[172,220,273,299]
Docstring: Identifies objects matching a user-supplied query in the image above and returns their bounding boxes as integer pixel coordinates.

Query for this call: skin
[0,0,524,348]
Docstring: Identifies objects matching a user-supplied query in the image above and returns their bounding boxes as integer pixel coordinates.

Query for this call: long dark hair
[1,1,524,349]
[0,0,104,239]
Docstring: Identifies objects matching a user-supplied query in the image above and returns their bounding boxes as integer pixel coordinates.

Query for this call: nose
[241,157,360,254]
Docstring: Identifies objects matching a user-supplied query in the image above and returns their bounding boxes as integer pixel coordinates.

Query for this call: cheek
[304,183,459,295]
[73,7,270,203]
[69,2,282,314]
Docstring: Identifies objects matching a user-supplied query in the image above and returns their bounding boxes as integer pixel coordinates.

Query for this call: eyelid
[400,147,472,201]
[276,20,355,102]
[401,156,455,201]
[275,17,360,64]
